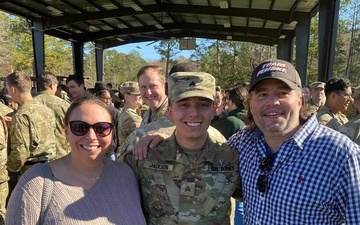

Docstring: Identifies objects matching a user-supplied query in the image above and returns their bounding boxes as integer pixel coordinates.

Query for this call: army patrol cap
[310,81,325,90]
[249,59,302,92]
[167,72,216,103]
[119,81,140,95]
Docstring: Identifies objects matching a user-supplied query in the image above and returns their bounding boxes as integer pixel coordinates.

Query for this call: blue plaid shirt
[227,115,360,224]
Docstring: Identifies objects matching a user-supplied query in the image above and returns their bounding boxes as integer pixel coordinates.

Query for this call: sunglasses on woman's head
[69,121,113,137]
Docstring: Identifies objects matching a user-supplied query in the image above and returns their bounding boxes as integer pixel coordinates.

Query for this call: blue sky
[111,41,195,61]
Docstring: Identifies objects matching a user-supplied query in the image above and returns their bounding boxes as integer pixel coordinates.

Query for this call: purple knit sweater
[6,159,146,225]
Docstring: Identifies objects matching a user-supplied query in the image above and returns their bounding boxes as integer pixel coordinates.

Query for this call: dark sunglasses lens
[257,174,267,193]
[93,122,113,137]
[70,121,89,136]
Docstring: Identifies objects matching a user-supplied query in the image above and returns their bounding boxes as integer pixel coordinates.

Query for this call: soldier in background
[93,82,120,160]
[118,65,169,153]
[0,101,14,118]
[117,81,143,147]
[307,81,325,113]
[211,85,247,139]
[34,71,71,158]
[66,74,87,102]
[123,72,242,224]
[0,116,8,225]
[339,87,360,145]
[137,65,168,126]
[317,77,352,129]
[55,83,70,103]
[5,72,57,177]
[1,95,18,111]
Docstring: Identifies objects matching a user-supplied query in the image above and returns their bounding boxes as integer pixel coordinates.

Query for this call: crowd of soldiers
[301,78,360,144]
[0,62,359,224]
[0,63,206,224]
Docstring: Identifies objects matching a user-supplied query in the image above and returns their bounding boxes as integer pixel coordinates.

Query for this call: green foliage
[154,40,180,74]
[84,43,147,88]
[191,40,276,89]
[103,49,147,87]
[44,36,73,76]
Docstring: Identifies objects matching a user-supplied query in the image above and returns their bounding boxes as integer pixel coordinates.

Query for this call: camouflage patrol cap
[119,81,140,95]
[310,81,325,90]
[167,72,216,103]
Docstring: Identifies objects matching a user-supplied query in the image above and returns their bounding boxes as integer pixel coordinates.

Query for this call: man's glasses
[336,92,353,100]
[69,121,113,137]
[257,157,273,194]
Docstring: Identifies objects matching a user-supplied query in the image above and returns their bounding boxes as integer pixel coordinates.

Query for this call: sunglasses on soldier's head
[69,121,113,137]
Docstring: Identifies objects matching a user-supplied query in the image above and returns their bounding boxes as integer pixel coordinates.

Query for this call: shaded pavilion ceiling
[0,0,320,49]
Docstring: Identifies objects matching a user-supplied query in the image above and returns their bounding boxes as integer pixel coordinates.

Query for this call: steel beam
[31,19,45,91]
[318,0,340,82]
[95,42,104,82]
[71,42,84,76]
[296,13,311,85]
[277,37,293,62]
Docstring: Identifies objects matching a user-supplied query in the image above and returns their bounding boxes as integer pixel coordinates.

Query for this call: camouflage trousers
[0,181,8,225]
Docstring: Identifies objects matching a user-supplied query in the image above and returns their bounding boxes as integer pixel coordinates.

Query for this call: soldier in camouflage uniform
[34,72,71,158]
[124,72,242,224]
[317,77,352,129]
[0,117,8,225]
[0,101,14,117]
[5,72,57,176]
[66,74,87,102]
[137,65,168,126]
[307,81,325,113]
[117,81,143,146]
[119,63,226,155]
[338,87,360,145]
[118,65,168,154]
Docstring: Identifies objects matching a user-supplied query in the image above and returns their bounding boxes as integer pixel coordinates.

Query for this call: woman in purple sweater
[6,96,146,225]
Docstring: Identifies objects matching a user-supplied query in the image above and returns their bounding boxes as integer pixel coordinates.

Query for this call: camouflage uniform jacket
[141,97,168,126]
[124,134,242,225]
[340,114,360,145]
[34,92,70,157]
[306,98,325,113]
[316,105,348,126]
[117,107,142,147]
[119,116,226,156]
[7,100,57,172]
[109,105,120,152]
[0,117,8,183]
[0,117,7,225]
[0,102,14,117]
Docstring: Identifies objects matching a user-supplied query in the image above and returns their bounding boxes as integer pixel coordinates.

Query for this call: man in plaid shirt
[227,59,360,224]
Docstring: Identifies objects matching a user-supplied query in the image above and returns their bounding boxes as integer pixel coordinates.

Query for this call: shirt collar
[250,115,319,150]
